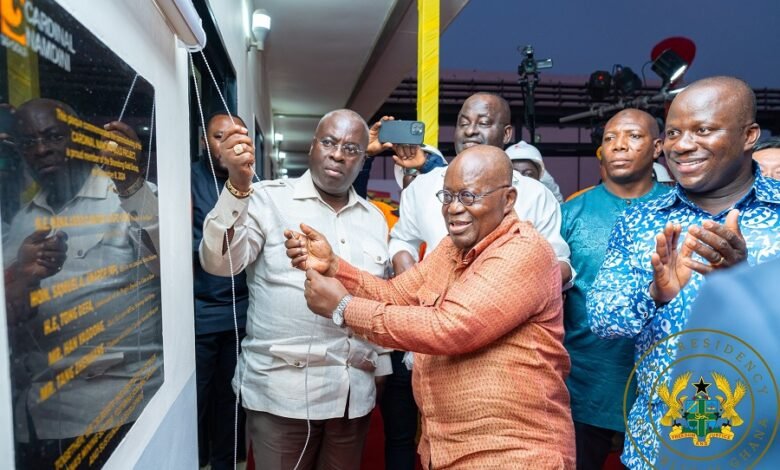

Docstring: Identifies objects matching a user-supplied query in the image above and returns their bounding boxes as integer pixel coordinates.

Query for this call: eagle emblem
[655,371,747,446]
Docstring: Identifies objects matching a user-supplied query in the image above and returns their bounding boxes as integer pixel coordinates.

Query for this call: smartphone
[378,120,425,145]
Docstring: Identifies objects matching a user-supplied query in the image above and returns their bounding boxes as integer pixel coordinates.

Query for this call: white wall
[0,234,13,470]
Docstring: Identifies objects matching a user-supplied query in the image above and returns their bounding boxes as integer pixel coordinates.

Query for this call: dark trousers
[196,329,246,469]
[574,421,627,470]
[246,409,372,470]
[380,350,419,470]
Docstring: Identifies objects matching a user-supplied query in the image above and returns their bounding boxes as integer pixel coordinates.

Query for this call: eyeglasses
[19,134,67,150]
[436,185,511,206]
[318,138,363,157]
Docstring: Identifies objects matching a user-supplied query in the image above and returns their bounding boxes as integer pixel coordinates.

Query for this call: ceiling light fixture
[250,9,271,50]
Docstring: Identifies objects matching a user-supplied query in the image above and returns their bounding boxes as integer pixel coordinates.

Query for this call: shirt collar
[30,166,111,210]
[663,163,780,212]
[292,169,372,212]
[598,180,668,202]
[455,212,520,266]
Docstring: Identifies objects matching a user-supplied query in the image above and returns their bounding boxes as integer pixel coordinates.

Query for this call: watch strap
[332,294,353,327]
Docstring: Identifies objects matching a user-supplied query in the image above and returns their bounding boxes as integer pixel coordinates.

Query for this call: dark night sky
[440,0,780,88]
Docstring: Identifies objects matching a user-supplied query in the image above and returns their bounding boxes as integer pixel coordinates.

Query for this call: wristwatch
[402,167,419,176]
[331,294,353,327]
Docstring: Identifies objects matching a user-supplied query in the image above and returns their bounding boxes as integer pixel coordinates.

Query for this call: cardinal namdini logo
[657,372,746,446]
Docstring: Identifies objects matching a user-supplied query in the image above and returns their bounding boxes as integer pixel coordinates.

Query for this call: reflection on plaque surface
[1,1,163,468]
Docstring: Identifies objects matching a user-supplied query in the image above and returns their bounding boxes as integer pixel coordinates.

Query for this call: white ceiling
[254,0,469,173]
[258,0,397,117]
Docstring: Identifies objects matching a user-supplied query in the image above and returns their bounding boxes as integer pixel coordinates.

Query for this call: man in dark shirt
[191,111,249,469]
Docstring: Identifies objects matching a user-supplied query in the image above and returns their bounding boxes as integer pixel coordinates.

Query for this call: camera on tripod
[518,45,553,76]
[516,45,553,142]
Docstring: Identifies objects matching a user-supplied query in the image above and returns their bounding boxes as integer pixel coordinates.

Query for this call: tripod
[517,45,552,143]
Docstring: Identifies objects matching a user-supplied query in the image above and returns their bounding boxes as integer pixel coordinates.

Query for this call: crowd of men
[192,75,779,470]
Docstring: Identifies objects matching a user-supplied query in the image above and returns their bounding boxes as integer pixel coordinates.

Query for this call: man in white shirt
[199,109,391,469]
[390,93,573,285]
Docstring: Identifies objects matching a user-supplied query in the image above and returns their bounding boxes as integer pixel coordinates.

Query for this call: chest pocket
[361,240,389,277]
[67,222,132,261]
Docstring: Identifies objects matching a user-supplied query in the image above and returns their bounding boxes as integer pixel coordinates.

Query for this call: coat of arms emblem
[656,371,746,446]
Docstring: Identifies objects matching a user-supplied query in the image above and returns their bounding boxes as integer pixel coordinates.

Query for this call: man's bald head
[676,76,756,124]
[15,98,85,186]
[454,93,513,153]
[449,144,514,188]
[309,108,370,202]
[462,93,511,127]
[600,108,663,187]
[315,109,370,146]
[605,108,660,139]
[442,145,516,252]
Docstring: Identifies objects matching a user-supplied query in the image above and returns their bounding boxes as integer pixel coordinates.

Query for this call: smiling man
[588,77,780,469]
[561,108,669,469]
[285,145,575,469]
[389,92,572,285]
[199,109,392,470]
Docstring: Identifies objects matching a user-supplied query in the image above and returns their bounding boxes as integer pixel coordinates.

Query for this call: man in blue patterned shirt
[588,76,780,469]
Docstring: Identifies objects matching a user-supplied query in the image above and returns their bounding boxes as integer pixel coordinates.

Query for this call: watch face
[332,310,344,327]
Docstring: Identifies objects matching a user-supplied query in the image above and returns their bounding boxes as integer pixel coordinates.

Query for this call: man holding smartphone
[386,92,573,285]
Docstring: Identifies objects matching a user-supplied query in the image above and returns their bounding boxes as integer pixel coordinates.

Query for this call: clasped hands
[283,224,348,319]
[649,209,747,304]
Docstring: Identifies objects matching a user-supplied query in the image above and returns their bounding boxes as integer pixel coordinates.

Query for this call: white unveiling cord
[190,51,315,470]
[117,74,138,123]
[190,53,243,470]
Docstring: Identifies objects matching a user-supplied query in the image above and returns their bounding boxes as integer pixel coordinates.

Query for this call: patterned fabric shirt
[587,168,780,469]
[339,213,575,469]
[561,182,670,432]
[656,258,780,468]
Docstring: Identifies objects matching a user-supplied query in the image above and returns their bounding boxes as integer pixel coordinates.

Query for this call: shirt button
[376,256,382,262]
[294,361,302,367]
[77,249,84,256]
[340,239,346,244]
[626,200,632,205]
[232,210,239,217]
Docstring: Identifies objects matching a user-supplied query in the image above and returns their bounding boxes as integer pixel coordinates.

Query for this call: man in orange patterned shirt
[285,145,575,469]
